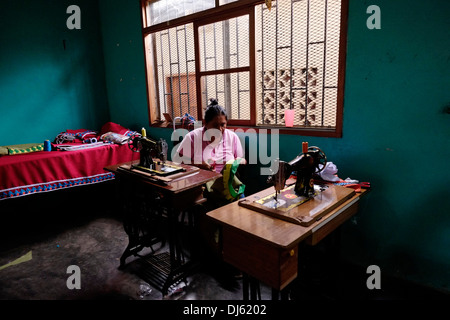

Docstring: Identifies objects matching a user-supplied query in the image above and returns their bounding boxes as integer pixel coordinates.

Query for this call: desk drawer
[172,187,205,210]
[222,226,297,290]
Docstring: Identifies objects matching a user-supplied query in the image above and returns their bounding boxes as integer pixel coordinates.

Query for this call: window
[141,0,348,137]
[196,10,255,126]
[143,0,238,26]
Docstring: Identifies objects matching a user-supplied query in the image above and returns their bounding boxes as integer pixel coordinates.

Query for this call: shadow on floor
[0,185,448,301]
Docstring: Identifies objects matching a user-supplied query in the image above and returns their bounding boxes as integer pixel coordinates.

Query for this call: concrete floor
[0,214,268,300]
[0,183,448,301]
[0,184,271,301]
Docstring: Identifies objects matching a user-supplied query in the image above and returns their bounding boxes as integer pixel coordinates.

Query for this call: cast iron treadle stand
[118,184,166,270]
[116,176,198,296]
[135,207,199,295]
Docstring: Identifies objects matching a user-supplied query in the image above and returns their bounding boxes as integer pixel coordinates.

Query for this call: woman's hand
[238,158,247,165]
[199,161,214,171]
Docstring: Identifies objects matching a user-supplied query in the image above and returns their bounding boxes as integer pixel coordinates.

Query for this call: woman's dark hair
[204,98,227,124]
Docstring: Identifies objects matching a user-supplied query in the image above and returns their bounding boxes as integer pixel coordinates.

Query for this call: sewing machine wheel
[308,146,327,173]
[127,134,141,152]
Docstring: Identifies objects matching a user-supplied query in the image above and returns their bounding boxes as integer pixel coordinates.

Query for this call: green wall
[0,0,109,146]
[98,0,149,130]
[99,0,449,292]
[340,0,450,290]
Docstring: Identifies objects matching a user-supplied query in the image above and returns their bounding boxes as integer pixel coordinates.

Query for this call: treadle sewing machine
[207,142,365,297]
[105,133,222,296]
[238,142,355,226]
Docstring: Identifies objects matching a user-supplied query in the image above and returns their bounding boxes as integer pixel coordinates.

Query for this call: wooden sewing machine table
[207,182,368,299]
[105,160,221,295]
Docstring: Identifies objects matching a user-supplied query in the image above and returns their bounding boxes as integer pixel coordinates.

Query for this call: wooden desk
[105,160,221,197]
[105,160,221,295]
[207,184,368,296]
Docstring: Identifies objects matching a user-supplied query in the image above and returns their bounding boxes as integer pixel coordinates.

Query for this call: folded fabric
[100,122,139,137]
[318,161,341,182]
[54,129,99,144]
[66,129,98,140]
[53,123,139,146]
[0,143,44,156]
[100,132,129,145]
[332,178,371,193]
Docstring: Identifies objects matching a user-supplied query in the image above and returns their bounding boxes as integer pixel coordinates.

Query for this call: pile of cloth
[316,162,370,193]
[54,122,139,145]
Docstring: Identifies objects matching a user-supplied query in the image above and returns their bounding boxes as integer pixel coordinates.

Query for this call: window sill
[150,121,341,138]
[227,125,341,138]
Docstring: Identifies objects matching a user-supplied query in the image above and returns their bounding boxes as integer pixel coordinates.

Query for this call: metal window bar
[305,0,310,126]
[235,17,241,119]
[166,29,175,118]
[159,31,168,115]
[176,27,183,116]
[289,0,294,112]
[275,1,279,124]
[202,25,209,104]
[223,20,231,116]
[213,23,218,98]
[183,25,191,114]
[260,4,265,123]
[321,0,328,125]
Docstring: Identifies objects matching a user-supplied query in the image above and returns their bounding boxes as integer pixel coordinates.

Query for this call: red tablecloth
[0,143,139,200]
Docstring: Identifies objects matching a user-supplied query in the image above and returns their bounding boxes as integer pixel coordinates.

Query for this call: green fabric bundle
[0,143,44,156]
[205,158,246,205]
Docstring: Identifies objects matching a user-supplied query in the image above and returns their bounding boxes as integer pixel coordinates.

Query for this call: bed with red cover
[0,122,139,200]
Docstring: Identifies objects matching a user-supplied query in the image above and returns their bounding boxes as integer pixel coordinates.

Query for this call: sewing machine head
[267,142,327,199]
[128,134,168,169]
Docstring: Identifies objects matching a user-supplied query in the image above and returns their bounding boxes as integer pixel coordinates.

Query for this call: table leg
[271,288,289,300]
[242,273,261,300]
[243,273,249,300]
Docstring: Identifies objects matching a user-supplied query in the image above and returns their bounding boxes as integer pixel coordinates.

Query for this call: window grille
[151,23,198,119]
[256,0,342,128]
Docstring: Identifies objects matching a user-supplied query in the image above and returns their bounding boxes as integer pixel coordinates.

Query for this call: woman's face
[206,114,227,135]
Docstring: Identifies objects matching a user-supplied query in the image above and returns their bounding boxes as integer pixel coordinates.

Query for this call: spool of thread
[44,140,51,152]
[141,127,147,137]
[302,141,308,154]
[83,137,97,144]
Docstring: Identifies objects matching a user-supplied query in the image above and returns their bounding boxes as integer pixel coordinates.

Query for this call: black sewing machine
[267,142,327,200]
[127,134,184,176]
